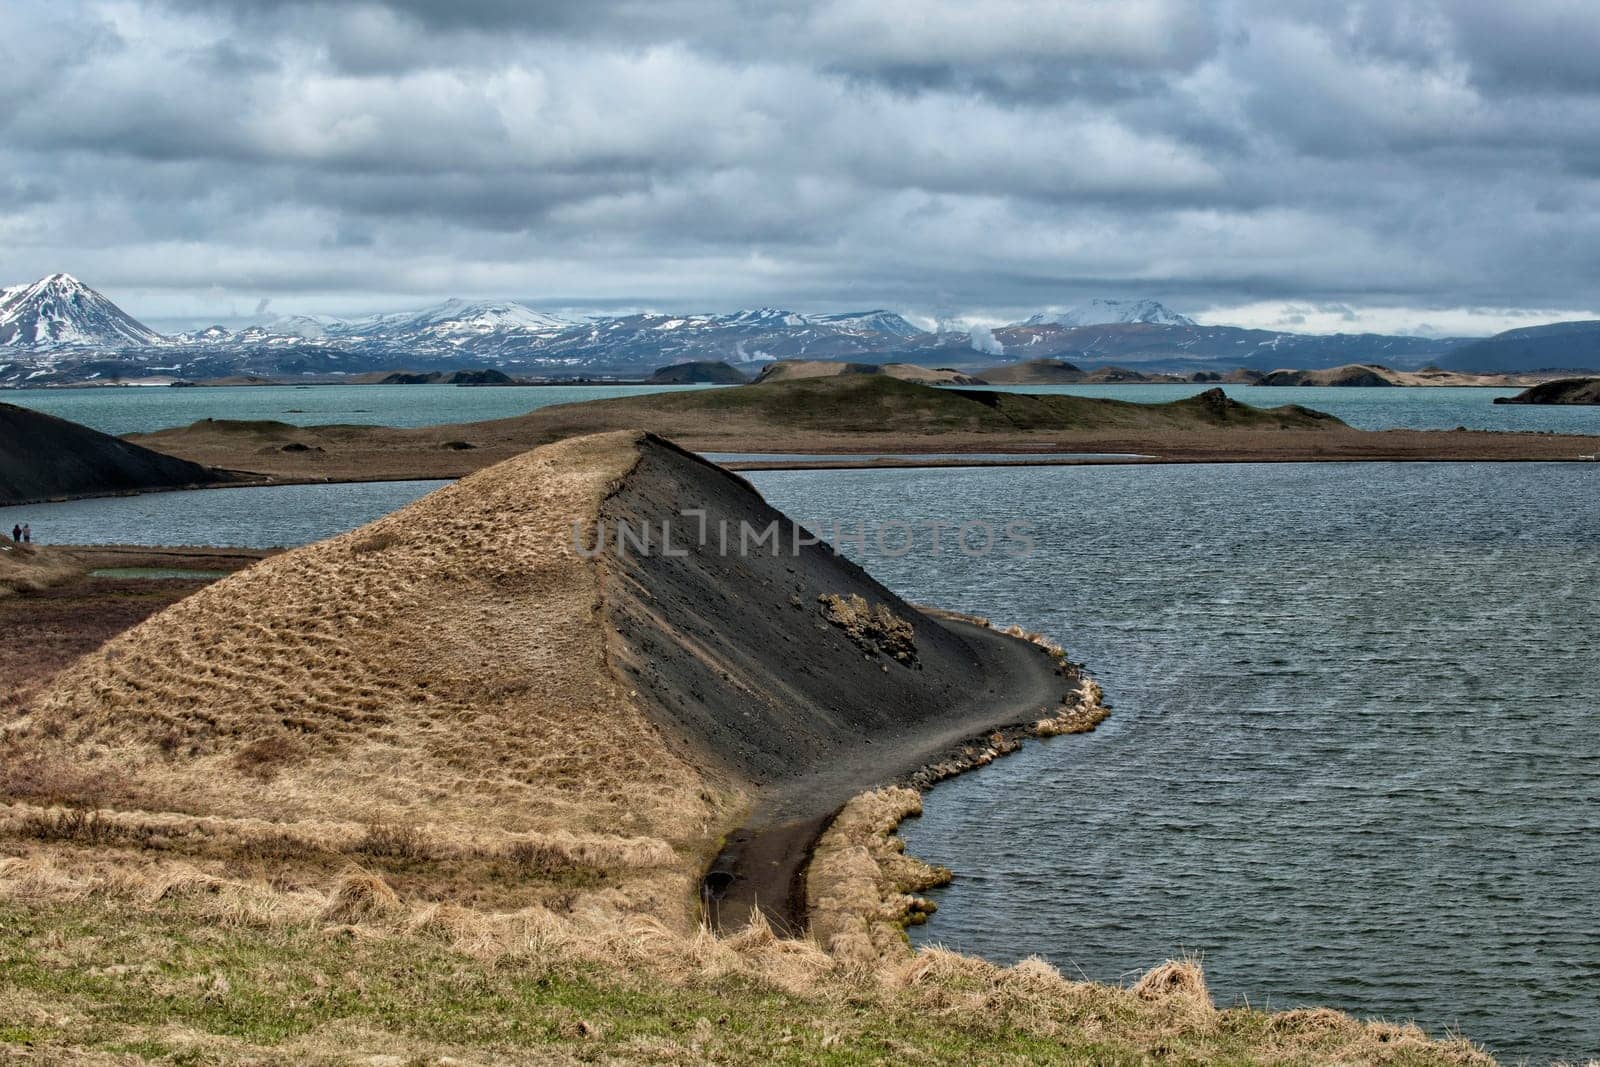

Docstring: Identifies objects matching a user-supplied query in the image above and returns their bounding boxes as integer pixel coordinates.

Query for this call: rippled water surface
[748,463,1600,1065]
[0,481,446,547]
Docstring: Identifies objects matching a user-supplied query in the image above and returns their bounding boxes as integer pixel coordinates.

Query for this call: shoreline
[702,614,1078,934]
[7,443,1599,509]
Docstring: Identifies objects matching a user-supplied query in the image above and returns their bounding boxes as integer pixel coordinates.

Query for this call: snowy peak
[1019,298,1195,329]
[724,308,810,328]
[349,299,575,341]
[812,310,921,338]
[0,273,165,348]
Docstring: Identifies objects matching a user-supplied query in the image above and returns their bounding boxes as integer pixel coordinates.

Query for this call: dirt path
[701,615,1070,935]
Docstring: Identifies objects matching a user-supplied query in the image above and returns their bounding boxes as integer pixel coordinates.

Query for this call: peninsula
[110,376,1598,488]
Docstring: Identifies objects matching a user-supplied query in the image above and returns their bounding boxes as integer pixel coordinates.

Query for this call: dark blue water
[747,463,1600,1065]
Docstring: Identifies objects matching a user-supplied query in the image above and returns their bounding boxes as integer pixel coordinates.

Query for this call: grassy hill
[753,360,982,384]
[646,360,749,384]
[0,431,1494,1064]
[1,430,1070,930]
[521,376,1343,436]
[977,358,1086,383]
[126,371,1600,483]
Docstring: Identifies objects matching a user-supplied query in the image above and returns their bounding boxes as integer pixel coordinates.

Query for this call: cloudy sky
[3,0,1598,335]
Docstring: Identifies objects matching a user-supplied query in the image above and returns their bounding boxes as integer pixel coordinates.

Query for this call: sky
[2,0,1599,336]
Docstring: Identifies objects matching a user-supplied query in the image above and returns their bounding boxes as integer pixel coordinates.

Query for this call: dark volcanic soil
[0,402,230,505]
[599,436,1072,932]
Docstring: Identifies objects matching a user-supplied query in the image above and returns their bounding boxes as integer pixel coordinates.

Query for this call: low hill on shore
[377,368,515,385]
[647,360,749,383]
[0,430,1499,1065]
[0,402,229,505]
[1258,364,1402,386]
[976,358,1085,383]
[754,359,983,384]
[1255,364,1536,387]
[1493,377,1600,404]
[976,360,1243,384]
[5,430,1066,929]
[520,377,1342,437]
[127,371,1599,482]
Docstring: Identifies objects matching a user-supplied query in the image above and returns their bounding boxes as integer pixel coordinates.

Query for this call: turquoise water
[0,383,720,436]
[964,383,1600,433]
[5,381,1599,436]
[748,463,1600,1065]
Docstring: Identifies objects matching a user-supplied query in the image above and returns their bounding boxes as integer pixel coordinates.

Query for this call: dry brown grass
[0,818,1497,1065]
[2,431,737,928]
[320,869,405,924]
[1035,675,1110,736]
[806,787,950,963]
[0,543,80,597]
[0,437,1503,1064]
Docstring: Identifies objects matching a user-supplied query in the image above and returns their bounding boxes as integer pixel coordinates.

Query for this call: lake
[0,383,719,436]
[0,480,448,547]
[4,381,1599,436]
[3,460,1594,1062]
[750,462,1600,1066]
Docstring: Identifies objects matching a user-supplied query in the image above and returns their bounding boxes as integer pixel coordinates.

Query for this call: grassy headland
[117,375,1597,486]
[0,433,1495,1064]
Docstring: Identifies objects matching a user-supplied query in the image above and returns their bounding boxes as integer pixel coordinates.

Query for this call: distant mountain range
[1435,319,1600,373]
[1019,297,1196,328]
[1,274,1596,385]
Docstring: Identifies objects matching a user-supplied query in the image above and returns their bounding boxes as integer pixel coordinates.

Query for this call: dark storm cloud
[1,0,1599,328]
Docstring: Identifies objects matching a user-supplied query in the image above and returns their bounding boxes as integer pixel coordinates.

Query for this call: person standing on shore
[9,524,18,543]
[21,524,30,544]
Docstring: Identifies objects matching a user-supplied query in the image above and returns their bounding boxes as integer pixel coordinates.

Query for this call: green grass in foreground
[0,897,1482,1066]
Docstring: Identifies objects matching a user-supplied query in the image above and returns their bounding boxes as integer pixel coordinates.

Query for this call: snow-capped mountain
[0,274,165,348]
[338,299,575,343]
[812,310,922,338]
[0,278,946,383]
[1018,298,1195,329]
[0,274,1486,385]
[526,308,917,367]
